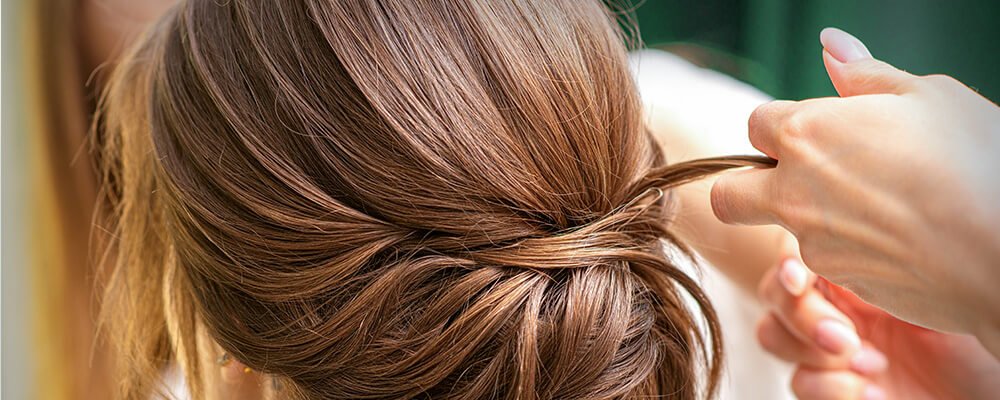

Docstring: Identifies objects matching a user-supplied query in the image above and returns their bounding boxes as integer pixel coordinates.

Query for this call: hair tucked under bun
[98,1,771,399]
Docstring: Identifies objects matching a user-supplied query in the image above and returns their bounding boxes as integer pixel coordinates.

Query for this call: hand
[710,27,1000,354]
[757,234,1000,400]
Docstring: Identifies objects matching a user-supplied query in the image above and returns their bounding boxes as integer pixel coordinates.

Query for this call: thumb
[820,27,917,97]
[710,167,778,226]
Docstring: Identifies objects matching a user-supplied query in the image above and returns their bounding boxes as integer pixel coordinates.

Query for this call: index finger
[748,100,800,159]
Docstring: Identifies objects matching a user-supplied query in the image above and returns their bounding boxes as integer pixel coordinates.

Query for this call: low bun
[98,0,775,399]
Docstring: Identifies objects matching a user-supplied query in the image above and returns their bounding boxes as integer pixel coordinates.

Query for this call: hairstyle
[97,1,774,399]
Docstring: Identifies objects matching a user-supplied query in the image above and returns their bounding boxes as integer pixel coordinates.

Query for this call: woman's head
[99,1,769,398]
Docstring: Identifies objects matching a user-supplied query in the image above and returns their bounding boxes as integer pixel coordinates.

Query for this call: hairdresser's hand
[757,235,1000,400]
[711,27,1000,354]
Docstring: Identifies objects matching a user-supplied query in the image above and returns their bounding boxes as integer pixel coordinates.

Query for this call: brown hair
[98,1,774,399]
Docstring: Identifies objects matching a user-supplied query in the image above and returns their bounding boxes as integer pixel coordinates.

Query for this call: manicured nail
[862,385,887,400]
[779,258,808,296]
[815,319,861,354]
[850,347,889,374]
[820,27,872,63]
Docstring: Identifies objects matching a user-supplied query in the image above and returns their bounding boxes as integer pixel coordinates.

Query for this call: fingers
[775,233,813,296]
[819,27,871,63]
[759,259,861,356]
[756,249,890,400]
[758,312,841,368]
[848,345,890,376]
[820,27,918,97]
[722,97,833,228]
[710,167,777,225]
[778,258,812,296]
[759,308,889,374]
[711,99,804,226]
[747,100,798,159]
[792,368,887,400]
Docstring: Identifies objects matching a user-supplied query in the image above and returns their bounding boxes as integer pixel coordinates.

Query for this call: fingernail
[820,27,872,63]
[779,258,808,296]
[850,347,889,374]
[862,385,887,400]
[815,319,861,354]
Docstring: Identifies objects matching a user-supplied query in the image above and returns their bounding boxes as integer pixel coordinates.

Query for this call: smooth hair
[98,1,775,399]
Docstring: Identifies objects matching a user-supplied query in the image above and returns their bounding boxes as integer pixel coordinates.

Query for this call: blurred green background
[627,0,1000,102]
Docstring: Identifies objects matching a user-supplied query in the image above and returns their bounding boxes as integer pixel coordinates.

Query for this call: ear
[820,28,917,97]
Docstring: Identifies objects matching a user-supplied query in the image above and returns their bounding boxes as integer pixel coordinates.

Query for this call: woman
[97,0,791,398]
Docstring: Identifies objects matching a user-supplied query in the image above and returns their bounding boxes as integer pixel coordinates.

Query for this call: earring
[218,352,252,374]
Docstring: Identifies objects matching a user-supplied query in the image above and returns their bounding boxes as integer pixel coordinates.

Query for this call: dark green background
[627,0,1000,102]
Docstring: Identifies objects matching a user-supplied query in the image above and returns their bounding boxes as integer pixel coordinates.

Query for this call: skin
[646,105,788,296]
[80,1,778,396]
[79,0,179,80]
[175,89,788,400]
[84,4,1000,399]
[758,234,1000,400]
[200,98,791,400]
[74,2,854,397]
[711,28,1000,358]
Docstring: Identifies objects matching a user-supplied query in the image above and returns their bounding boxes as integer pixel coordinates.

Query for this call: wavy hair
[97,1,774,399]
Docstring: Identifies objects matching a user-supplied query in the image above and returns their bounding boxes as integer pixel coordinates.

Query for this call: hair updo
[98,1,771,399]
